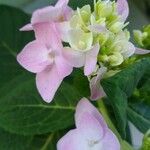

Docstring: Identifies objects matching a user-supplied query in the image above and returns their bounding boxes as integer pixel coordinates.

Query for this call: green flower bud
[109,22,124,33]
[98,54,109,62]
[94,0,127,33]
[95,0,116,18]
[67,29,93,51]
[77,5,91,25]
[108,52,124,66]
[70,5,91,31]
[98,33,109,46]
[134,24,150,49]
[109,22,129,33]
[143,25,150,49]
[134,30,147,47]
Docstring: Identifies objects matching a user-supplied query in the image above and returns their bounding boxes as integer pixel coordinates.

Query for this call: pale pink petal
[135,47,150,54]
[17,40,49,73]
[31,6,62,24]
[56,22,71,42]
[62,47,85,67]
[20,24,33,31]
[90,67,107,100]
[117,0,129,22]
[57,129,82,150]
[56,0,69,7]
[34,23,62,51]
[75,98,107,131]
[56,0,73,20]
[101,129,120,150]
[121,42,135,58]
[36,65,63,103]
[55,56,73,78]
[84,44,100,76]
[63,6,74,20]
[57,113,104,150]
[57,98,120,150]
[88,25,108,33]
[78,112,104,141]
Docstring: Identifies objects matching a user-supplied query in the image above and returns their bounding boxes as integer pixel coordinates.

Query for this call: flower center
[87,139,100,148]
[48,52,55,63]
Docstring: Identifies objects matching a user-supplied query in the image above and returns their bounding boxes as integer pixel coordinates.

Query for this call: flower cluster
[17,0,148,103]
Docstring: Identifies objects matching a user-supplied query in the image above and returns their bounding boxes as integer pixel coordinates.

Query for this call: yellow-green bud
[133,30,147,47]
[134,24,150,49]
[108,52,124,66]
[98,54,109,62]
[96,0,115,18]
[98,33,109,46]
[109,22,124,33]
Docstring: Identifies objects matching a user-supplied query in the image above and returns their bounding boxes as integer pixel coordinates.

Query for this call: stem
[97,100,122,141]
[97,100,134,150]
[40,133,54,150]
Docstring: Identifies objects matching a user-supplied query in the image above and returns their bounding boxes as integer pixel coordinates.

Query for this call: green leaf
[0,5,34,89]
[69,0,93,9]
[0,69,89,135]
[127,65,150,133]
[0,128,32,150]
[101,58,150,138]
[0,5,90,135]
[29,132,65,150]
[128,102,150,133]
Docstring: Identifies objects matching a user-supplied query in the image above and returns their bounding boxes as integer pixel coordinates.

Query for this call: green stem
[97,99,122,141]
[40,133,54,150]
[97,100,134,150]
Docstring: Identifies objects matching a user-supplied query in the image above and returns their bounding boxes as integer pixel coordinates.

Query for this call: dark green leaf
[29,132,65,150]
[127,102,150,133]
[0,128,32,150]
[101,58,150,138]
[0,5,34,89]
[0,5,90,135]
[127,64,150,133]
[69,0,93,9]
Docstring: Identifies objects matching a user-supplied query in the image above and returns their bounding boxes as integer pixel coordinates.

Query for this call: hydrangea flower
[60,0,135,100]
[17,0,148,103]
[17,23,73,102]
[57,98,120,150]
[20,0,72,31]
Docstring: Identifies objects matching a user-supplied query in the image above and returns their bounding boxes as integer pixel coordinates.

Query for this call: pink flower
[117,0,129,22]
[135,47,150,54]
[20,0,72,31]
[57,98,120,150]
[17,23,73,103]
[63,44,100,76]
[90,67,107,100]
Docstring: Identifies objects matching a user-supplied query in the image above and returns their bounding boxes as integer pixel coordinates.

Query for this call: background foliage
[0,0,149,149]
